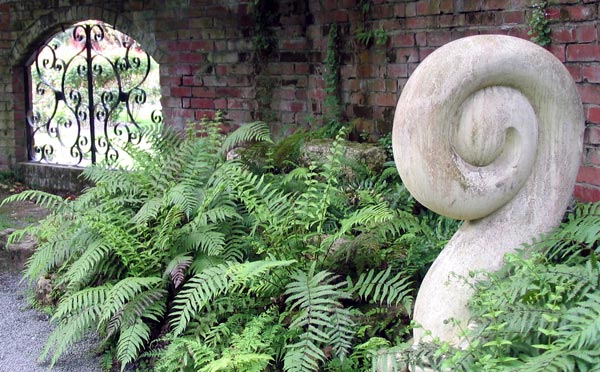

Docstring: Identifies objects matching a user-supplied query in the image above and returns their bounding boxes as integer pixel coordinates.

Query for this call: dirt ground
[0,185,51,229]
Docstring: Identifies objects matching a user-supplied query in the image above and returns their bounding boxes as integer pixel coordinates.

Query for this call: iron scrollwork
[26,21,162,166]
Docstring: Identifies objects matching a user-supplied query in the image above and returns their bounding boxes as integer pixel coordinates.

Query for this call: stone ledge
[18,162,88,194]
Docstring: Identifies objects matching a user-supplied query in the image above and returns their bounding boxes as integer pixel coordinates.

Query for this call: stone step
[0,228,37,272]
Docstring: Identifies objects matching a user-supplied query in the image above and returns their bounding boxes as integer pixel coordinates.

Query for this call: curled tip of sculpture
[393,34,583,222]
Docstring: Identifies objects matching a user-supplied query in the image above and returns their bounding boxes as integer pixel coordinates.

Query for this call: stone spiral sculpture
[392,35,584,346]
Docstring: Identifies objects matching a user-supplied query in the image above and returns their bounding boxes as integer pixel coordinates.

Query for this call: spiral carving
[392,35,584,345]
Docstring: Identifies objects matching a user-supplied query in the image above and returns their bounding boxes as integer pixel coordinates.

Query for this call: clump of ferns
[3,121,440,372]
[1,115,273,370]
[389,202,600,372]
[154,128,427,372]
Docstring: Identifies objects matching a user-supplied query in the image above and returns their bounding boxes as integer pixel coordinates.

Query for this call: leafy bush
[394,202,600,372]
[3,116,456,371]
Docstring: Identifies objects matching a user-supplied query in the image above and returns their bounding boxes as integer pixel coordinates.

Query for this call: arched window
[25,20,162,167]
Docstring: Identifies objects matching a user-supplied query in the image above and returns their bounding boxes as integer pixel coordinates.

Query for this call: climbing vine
[251,0,278,56]
[354,0,389,48]
[528,1,551,46]
[322,23,343,136]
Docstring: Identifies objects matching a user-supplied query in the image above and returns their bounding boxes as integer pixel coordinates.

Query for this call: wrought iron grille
[25,21,162,166]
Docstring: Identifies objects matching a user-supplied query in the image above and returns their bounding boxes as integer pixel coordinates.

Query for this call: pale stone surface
[300,139,388,176]
[392,35,584,347]
[0,228,38,271]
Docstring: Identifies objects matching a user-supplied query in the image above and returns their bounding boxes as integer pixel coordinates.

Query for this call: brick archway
[9,6,162,67]
[6,5,163,167]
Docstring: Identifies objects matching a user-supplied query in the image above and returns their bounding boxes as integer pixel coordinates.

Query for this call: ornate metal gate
[26,21,162,166]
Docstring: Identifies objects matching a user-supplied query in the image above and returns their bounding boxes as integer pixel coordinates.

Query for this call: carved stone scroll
[392,35,584,345]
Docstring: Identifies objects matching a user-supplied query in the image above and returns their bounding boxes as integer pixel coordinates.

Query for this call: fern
[9,120,449,371]
[348,267,413,311]
[284,262,354,372]
[220,120,273,155]
[117,318,152,371]
[41,285,111,368]
[171,259,295,335]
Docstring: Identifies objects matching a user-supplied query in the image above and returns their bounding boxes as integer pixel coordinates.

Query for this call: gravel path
[0,271,103,372]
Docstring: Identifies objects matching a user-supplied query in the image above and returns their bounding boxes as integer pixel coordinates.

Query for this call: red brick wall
[1,0,599,201]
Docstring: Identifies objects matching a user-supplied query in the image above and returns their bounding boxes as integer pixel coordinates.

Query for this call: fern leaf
[100,277,163,326]
[559,292,600,350]
[284,263,351,372]
[164,254,193,288]
[130,196,163,225]
[328,307,355,362]
[62,238,112,289]
[284,338,326,372]
[171,259,294,335]
[349,268,413,309]
[42,285,110,367]
[0,189,67,210]
[117,318,151,371]
[220,121,272,155]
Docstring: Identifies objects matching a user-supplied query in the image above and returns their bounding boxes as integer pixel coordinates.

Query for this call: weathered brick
[566,64,582,82]
[502,10,525,24]
[574,184,600,202]
[547,45,566,62]
[577,165,600,184]
[462,0,481,12]
[387,63,408,78]
[170,86,192,97]
[585,147,600,166]
[584,125,600,144]
[575,24,597,43]
[588,106,600,124]
[426,31,452,46]
[406,16,434,29]
[227,98,253,110]
[566,45,600,62]
[579,85,600,104]
[552,26,575,43]
[583,66,600,83]
[396,48,419,63]
[214,98,227,109]
[392,33,414,47]
[193,87,216,98]
[561,4,597,22]
[416,0,440,16]
[194,110,216,120]
[394,4,406,17]
[482,0,509,10]
[369,92,397,107]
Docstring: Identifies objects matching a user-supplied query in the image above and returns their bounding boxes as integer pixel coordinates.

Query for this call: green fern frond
[117,318,151,371]
[284,263,352,372]
[164,254,193,288]
[23,224,82,282]
[130,196,163,225]
[154,337,216,372]
[171,259,294,335]
[348,268,413,309]
[62,238,112,290]
[0,189,68,211]
[322,202,394,252]
[220,121,272,155]
[183,228,226,256]
[107,286,166,337]
[42,285,111,367]
[284,338,326,372]
[100,277,163,326]
[559,292,600,350]
[328,307,355,362]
